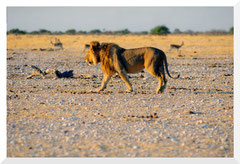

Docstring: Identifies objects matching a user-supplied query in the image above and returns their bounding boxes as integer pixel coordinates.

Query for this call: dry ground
[7,34,233,157]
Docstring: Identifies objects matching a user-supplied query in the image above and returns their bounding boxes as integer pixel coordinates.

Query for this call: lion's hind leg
[154,73,166,94]
[158,65,167,93]
[157,73,167,93]
[145,63,167,94]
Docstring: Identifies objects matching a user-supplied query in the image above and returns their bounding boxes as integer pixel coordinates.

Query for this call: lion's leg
[145,62,166,94]
[157,73,167,93]
[118,70,133,92]
[113,57,133,92]
[95,74,111,92]
[158,65,167,93]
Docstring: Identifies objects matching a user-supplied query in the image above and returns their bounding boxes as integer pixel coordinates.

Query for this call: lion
[85,41,180,93]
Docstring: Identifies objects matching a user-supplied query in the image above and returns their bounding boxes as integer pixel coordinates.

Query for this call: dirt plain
[7,34,233,157]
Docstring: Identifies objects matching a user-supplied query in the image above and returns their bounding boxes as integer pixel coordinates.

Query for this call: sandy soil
[7,34,233,157]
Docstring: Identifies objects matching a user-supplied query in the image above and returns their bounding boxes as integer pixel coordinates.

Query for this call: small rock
[202,124,210,128]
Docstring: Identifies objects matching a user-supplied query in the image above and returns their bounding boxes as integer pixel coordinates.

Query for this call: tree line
[7,25,234,35]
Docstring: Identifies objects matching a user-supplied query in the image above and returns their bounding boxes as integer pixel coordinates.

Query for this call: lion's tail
[163,52,180,79]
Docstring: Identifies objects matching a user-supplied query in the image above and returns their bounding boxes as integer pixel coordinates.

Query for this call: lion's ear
[90,41,100,51]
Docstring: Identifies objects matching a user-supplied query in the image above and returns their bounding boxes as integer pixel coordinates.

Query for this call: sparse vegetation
[65,29,76,35]
[150,25,170,35]
[173,28,182,34]
[39,29,52,35]
[229,27,233,34]
[7,26,234,35]
[88,29,102,34]
[8,28,27,35]
[114,29,131,35]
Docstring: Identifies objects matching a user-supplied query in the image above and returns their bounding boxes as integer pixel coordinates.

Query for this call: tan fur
[85,41,180,93]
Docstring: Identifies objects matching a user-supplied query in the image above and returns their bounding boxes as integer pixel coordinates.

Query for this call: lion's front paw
[93,88,104,93]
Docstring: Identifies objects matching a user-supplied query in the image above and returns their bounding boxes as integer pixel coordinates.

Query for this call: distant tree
[29,31,40,34]
[138,31,148,34]
[173,28,182,34]
[229,27,233,34]
[205,29,227,35]
[52,31,64,35]
[114,29,131,34]
[89,29,102,34]
[119,29,130,34]
[39,29,52,34]
[77,30,87,34]
[150,25,170,35]
[8,28,27,35]
[133,31,148,35]
[183,30,195,35]
[65,29,76,35]
[102,30,113,34]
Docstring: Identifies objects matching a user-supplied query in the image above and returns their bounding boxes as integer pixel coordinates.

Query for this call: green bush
[89,29,102,34]
[150,25,170,35]
[115,29,130,34]
[77,30,87,34]
[65,29,76,35]
[229,27,233,34]
[8,28,27,34]
[39,29,52,34]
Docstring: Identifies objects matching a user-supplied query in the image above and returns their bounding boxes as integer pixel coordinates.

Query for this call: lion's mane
[99,43,124,76]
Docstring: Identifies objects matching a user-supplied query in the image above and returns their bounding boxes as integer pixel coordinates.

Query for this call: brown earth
[7,34,233,157]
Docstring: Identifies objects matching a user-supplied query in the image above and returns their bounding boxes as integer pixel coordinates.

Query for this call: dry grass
[7,34,233,56]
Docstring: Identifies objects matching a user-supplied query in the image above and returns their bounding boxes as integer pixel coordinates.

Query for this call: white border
[234,1,240,163]
[1,158,239,164]
[4,0,240,6]
[1,0,239,164]
[0,0,7,164]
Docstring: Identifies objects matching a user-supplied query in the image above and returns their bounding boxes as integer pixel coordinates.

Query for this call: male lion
[85,41,180,93]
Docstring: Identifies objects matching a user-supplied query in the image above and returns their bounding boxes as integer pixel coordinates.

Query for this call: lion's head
[85,41,101,65]
[85,41,126,76]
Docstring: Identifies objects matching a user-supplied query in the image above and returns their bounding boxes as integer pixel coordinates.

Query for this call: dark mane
[99,43,125,76]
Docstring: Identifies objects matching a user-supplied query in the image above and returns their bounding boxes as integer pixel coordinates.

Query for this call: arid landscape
[7,34,233,157]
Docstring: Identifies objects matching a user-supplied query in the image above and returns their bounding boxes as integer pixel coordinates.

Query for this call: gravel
[7,48,233,157]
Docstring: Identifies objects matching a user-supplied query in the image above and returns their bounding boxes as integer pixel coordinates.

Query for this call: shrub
[65,29,76,35]
[8,28,27,35]
[173,28,182,34]
[29,31,40,34]
[183,30,195,35]
[150,25,170,35]
[205,29,228,35]
[52,31,64,35]
[114,29,131,34]
[89,29,102,34]
[77,30,87,34]
[138,31,148,34]
[39,29,52,34]
[229,27,233,34]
